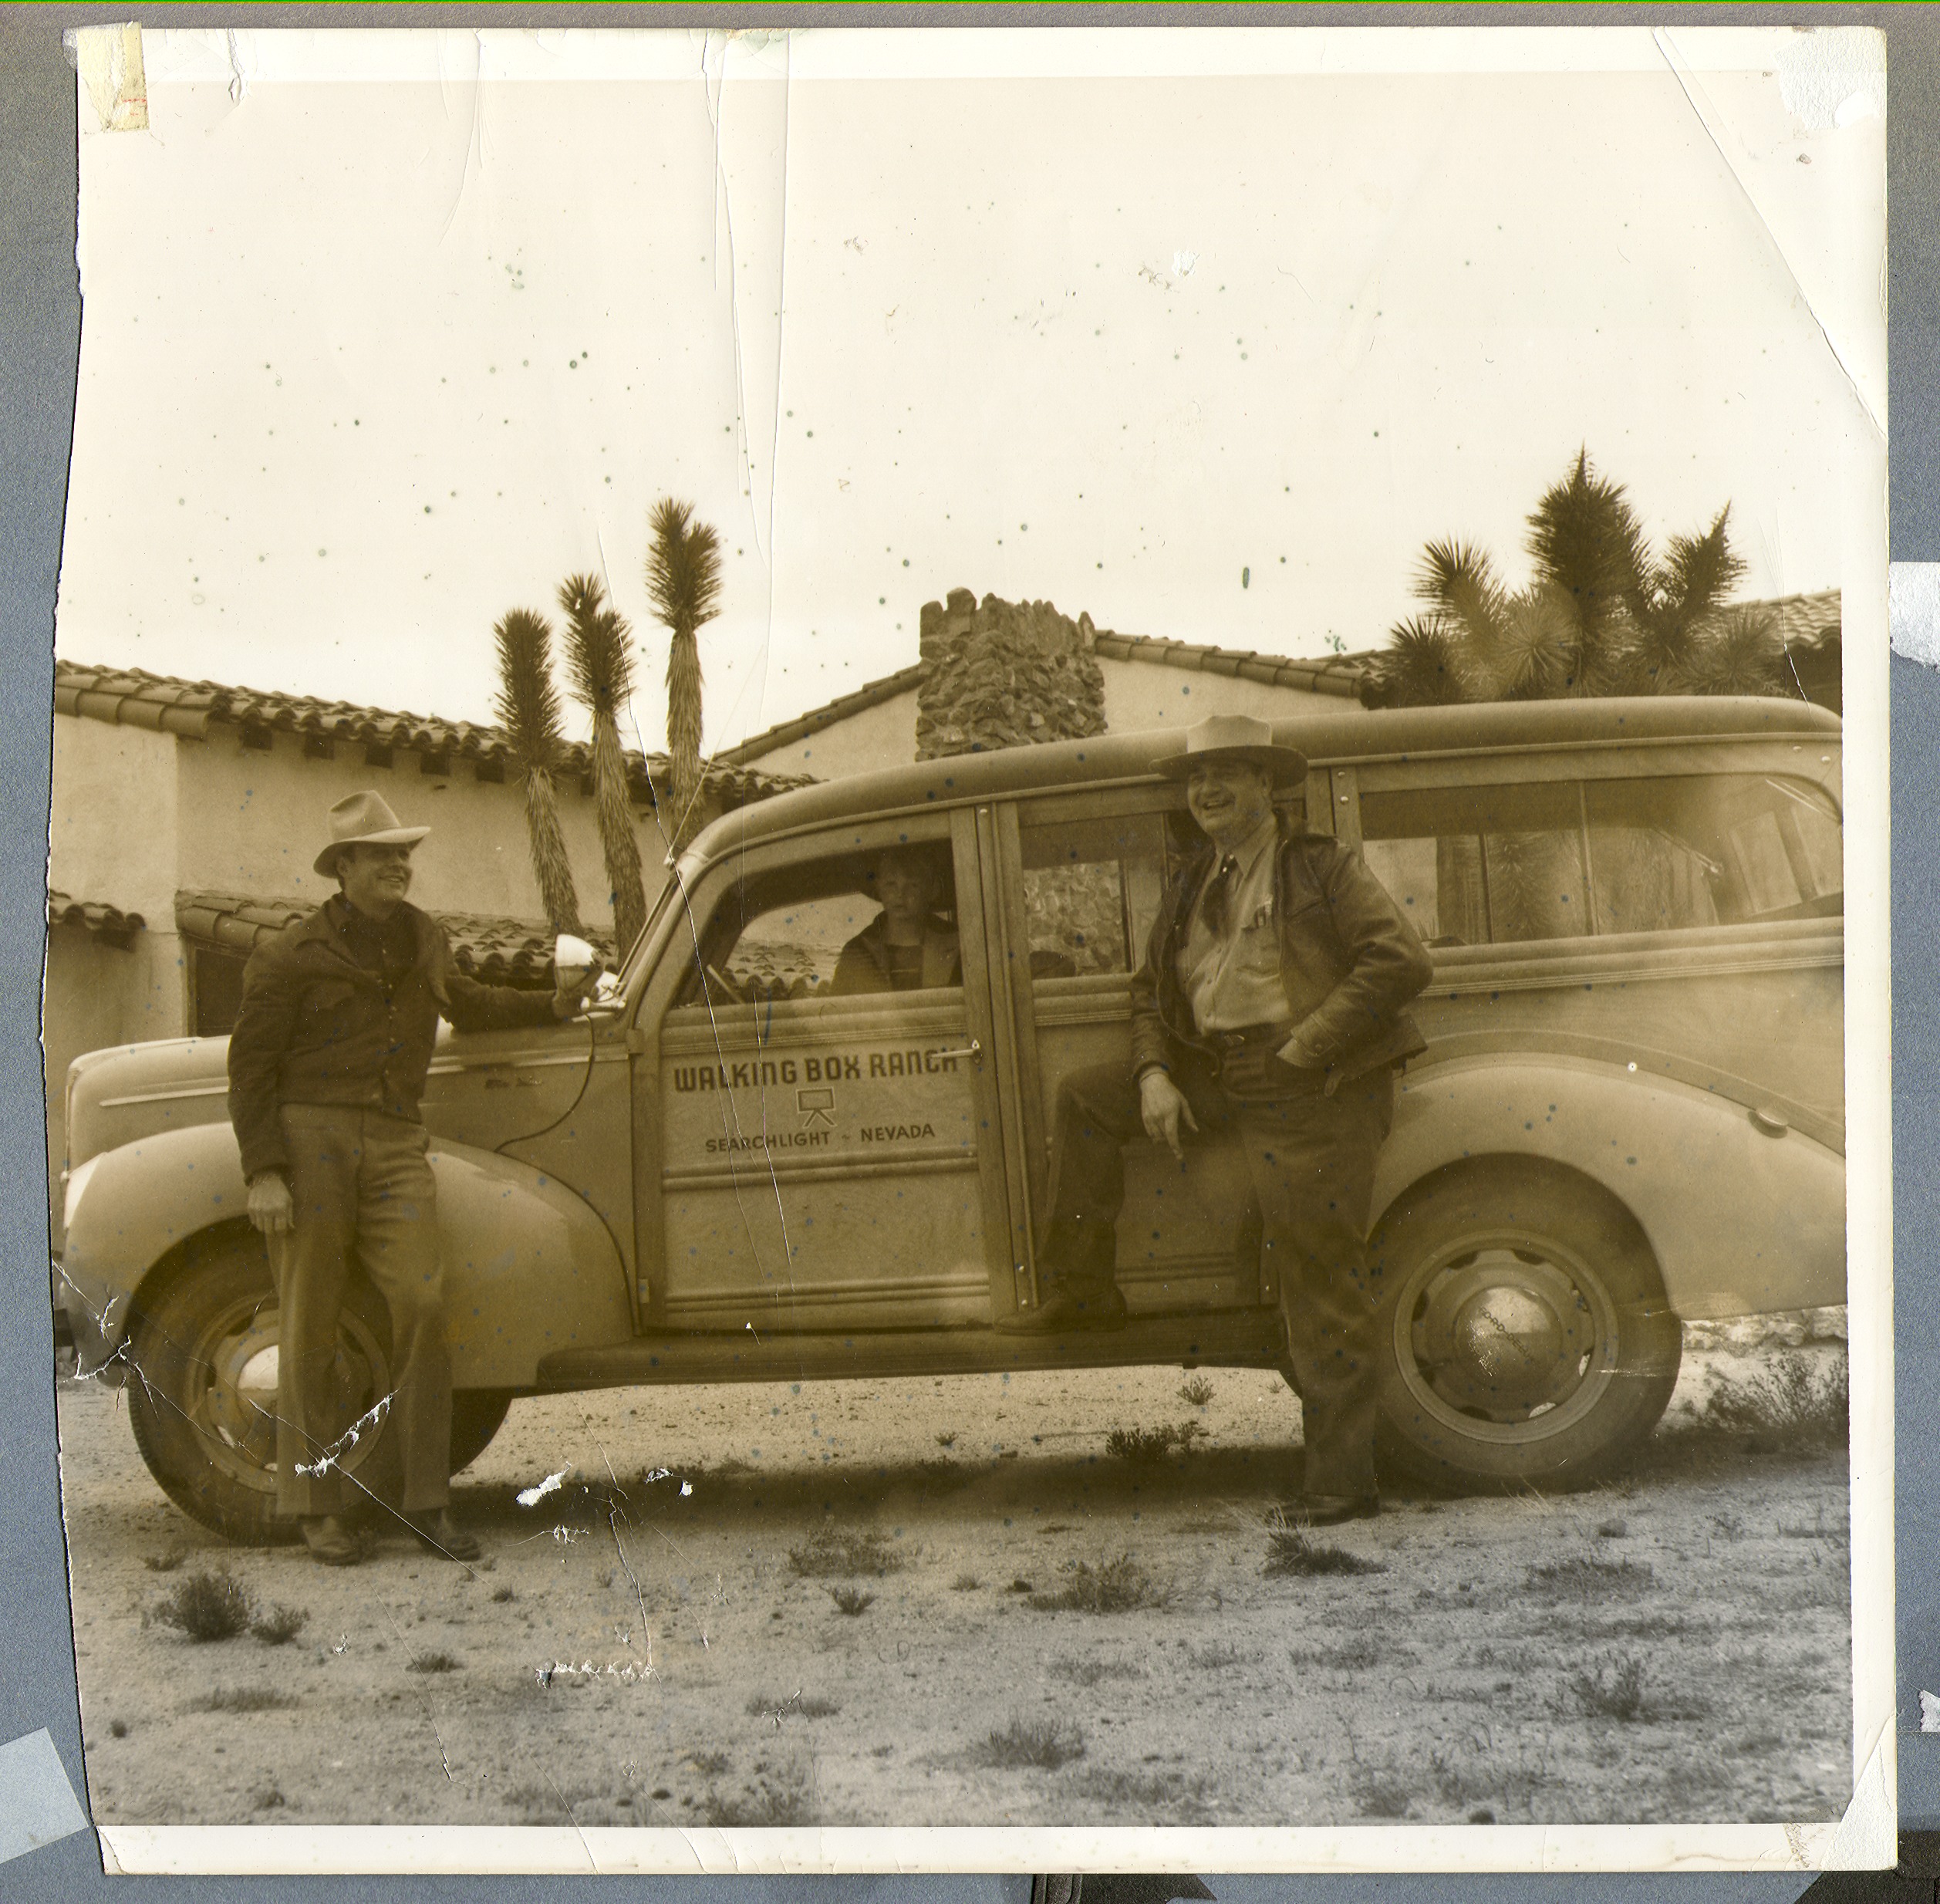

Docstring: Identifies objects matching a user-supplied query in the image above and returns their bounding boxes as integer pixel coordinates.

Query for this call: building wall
[1097,657,1371,734]
[173,725,678,923]
[49,717,183,926]
[736,666,1365,780]
[736,685,923,781]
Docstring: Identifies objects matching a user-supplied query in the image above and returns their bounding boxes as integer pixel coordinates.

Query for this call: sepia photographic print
[42,23,1890,1876]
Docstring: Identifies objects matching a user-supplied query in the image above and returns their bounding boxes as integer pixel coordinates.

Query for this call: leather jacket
[228,900,561,1181]
[829,915,962,994]
[1129,822,1433,1091]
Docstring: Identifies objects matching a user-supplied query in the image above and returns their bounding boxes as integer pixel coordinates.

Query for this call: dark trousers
[1043,1059,1395,1499]
[270,1105,451,1518]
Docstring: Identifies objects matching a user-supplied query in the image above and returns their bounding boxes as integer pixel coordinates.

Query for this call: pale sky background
[57,26,1884,758]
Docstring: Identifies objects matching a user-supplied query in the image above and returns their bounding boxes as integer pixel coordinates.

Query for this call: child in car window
[830,848,960,994]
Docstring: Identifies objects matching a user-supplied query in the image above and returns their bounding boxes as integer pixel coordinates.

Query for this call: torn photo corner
[45,19,1888,1877]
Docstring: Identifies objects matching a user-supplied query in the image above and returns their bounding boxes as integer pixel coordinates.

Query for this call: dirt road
[59,1322,1852,1831]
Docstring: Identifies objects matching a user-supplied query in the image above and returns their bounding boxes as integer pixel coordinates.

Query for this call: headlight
[63,1153,102,1233]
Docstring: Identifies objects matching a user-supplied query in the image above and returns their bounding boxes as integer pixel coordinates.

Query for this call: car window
[671,843,963,1008]
[1017,812,1173,977]
[1358,775,1841,947]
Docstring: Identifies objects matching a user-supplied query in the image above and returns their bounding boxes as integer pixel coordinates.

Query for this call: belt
[1203,1021,1297,1052]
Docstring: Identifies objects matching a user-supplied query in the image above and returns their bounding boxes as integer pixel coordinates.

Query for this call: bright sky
[58,26,1884,755]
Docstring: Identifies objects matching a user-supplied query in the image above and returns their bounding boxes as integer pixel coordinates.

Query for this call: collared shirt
[328,894,417,985]
[1176,814,1294,1031]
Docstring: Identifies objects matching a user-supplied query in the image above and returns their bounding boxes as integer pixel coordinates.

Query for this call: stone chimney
[913,589,1108,760]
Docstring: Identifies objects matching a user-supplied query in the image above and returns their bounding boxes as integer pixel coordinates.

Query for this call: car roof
[688,694,1842,863]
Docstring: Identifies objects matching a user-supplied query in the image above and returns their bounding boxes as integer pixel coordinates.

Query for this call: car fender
[60,1122,633,1386]
[1375,1054,1845,1320]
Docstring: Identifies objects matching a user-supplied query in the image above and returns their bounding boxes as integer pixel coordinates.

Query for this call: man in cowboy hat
[1000,714,1434,1524]
[228,792,596,1566]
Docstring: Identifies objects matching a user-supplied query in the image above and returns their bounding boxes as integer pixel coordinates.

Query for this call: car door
[983,779,1318,1321]
[638,812,1022,1334]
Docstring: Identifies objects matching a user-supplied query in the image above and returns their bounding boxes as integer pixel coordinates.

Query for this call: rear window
[1358,775,1841,947]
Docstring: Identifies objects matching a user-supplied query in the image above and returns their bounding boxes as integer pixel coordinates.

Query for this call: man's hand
[247,1172,294,1237]
[1139,1068,1199,1160]
[551,967,601,1018]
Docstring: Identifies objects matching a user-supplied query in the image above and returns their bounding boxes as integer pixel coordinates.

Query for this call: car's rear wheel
[1369,1160,1682,1491]
[125,1227,512,1545]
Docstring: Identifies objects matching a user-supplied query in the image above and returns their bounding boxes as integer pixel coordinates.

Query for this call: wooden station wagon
[58,695,1845,1541]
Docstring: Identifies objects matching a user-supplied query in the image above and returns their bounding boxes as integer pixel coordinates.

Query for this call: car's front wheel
[125,1227,513,1545]
[1369,1160,1682,1491]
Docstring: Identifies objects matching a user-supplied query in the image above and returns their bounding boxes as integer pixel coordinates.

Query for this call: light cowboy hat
[1156,713,1308,786]
[312,791,431,876]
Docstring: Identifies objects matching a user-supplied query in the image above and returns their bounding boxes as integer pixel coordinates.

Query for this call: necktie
[1202,855,1240,937]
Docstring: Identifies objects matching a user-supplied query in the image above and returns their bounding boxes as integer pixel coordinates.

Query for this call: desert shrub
[828,1585,876,1616]
[154,1570,254,1642]
[788,1527,904,1578]
[1290,1633,1387,1671]
[1068,1764,1216,1821]
[747,1692,842,1720]
[250,1603,307,1646]
[187,1687,299,1713]
[951,1573,981,1592]
[143,1548,187,1573]
[408,1649,463,1673]
[1524,1556,1655,1598]
[936,1433,957,1449]
[703,1757,813,1826]
[1178,1374,1216,1408]
[251,1782,286,1811]
[1027,1555,1166,1613]
[1264,1516,1386,1579]
[1104,1422,1206,1465]
[1351,1764,1414,1819]
[1564,1654,1651,1721]
[1701,1350,1848,1450]
[1050,1658,1145,1686]
[974,1716,1086,1770]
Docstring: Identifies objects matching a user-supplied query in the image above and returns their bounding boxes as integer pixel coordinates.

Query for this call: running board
[534,1311,1287,1393]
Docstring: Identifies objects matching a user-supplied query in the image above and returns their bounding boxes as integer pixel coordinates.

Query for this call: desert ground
[57,1315,1852,1832]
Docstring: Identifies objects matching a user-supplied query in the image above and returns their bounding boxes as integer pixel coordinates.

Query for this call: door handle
[933,1040,983,1063]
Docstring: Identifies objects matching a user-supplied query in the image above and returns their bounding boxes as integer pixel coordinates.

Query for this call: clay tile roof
[173,892,611,990]
[47,890,147,947]
[54,660,811,810]
[1758,589,1842,653]
[1086,629,1378,697]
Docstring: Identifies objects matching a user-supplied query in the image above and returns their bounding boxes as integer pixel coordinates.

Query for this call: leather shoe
[299,1514,362,1567]
[994,1283,1129,1334]
[1287,1493,1380,1527]
[407,1508,480,1561]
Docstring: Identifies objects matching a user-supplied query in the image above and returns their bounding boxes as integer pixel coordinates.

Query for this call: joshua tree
[491,608,583,937]
[1371,451,1783,707]
[644,496,724,851]
[559,572,648,957]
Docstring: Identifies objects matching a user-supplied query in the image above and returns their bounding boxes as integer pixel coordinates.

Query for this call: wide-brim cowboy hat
[313,790,431,876]
[1156,713,1308,786]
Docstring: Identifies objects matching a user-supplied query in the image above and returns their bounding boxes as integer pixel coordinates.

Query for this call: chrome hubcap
[187,1295,390,1494]
[1395,1229,1619,1444]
